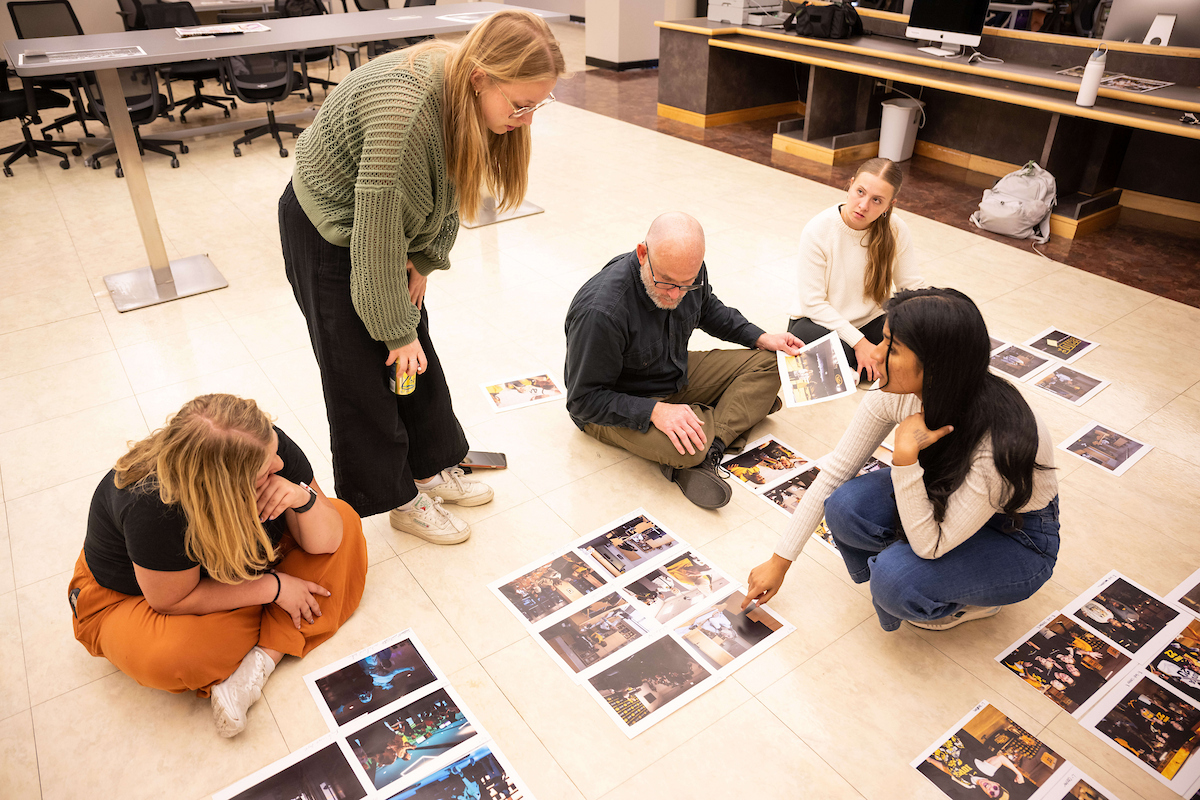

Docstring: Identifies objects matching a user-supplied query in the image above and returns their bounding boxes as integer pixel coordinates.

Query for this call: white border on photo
[212,733,371,800]
[1062,570,1184,658]
[994,610,1140,719]
[379,739,535,800]
[720,434,813,496]
[759,463,823,518]
[569,508,687,581]
[669,589,795,681]
[1080,669,1200,794]
[988,336,1009,356]
[304,629,448,733]
[1039,766,1126,800]
[776,331,858,408]
[342,682,486,795]
[989,344,1051,382]
[488,543,613,631]
[1057,421,1153,476]
[580,631,722,738]
[531,589,660,685]
[479,371,566,414]
[1026,362,1111,407]
[617,550,739,628]
[1023,326,1099,364]
[1166,567,1200,622]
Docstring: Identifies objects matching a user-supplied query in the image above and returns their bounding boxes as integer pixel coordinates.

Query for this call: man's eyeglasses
[494,80,556,119]
[644,246,704,293]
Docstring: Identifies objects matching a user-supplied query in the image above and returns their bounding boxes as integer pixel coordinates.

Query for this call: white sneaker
[908,605,1002,631]
[389,492,471,544]
[420,468,493,507]
[211,646,275,738]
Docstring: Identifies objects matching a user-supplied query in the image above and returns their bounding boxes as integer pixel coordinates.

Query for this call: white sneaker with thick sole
[211,645,275,738]
[908,605,1001,631]
[420,467,494,507]
[389,492,471,544]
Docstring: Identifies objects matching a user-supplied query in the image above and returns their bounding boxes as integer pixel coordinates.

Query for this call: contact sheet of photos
[488,509,795,737]
[212,630,534,800]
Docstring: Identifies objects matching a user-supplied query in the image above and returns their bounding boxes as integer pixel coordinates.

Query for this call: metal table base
[461,196,544,229]
[104,254,228,312]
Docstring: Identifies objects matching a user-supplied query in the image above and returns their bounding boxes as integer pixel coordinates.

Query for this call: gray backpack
[969,161,1057,244]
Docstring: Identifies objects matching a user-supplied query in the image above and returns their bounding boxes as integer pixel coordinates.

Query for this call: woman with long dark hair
[745,288,1060,631]
[788,158,926,382]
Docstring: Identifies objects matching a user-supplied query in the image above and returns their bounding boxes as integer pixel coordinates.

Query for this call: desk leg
[95,68,227,312]
[459,196,544,229]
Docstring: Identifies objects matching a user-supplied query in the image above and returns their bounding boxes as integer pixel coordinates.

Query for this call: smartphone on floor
[461,450,507,470]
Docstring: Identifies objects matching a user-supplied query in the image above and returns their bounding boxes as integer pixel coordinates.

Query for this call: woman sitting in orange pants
[70,394,367,737]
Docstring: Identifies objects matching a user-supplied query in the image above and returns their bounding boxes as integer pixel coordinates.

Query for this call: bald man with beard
[564,212,802,509]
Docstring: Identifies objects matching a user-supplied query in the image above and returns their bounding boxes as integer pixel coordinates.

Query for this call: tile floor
[2,25,1200,800]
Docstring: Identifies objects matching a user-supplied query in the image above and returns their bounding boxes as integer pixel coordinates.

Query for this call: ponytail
[854,158,904,306]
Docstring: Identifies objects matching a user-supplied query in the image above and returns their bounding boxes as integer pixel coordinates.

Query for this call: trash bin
[878,97,925,162]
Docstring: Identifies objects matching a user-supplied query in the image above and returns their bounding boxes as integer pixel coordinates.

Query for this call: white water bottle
[1076,44,1107,107]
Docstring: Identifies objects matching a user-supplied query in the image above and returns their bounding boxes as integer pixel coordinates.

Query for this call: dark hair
[882,288,1048,528]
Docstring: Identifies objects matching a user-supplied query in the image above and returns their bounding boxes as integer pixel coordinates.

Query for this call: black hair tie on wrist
[269,570,281,605]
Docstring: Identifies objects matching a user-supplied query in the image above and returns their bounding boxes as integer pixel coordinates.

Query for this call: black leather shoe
[660,449,732,510]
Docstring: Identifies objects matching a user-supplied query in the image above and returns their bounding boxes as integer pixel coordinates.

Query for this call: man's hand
[853,338,882,381]
[651,402,707,456]
[756,332,803,355]
[892,411,954,466]
[406,260,427,310]
[743,553,793,608]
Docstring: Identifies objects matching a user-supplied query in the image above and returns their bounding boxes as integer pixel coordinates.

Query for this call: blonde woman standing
[70,395,368,737]
[280,10,567,543]
[788,158,926,382]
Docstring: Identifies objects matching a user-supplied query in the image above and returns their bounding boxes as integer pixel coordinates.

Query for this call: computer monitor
[906,0,991,57]
[1102,0,1200,47]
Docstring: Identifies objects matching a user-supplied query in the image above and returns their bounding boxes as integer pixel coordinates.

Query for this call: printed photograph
[1029,365,1109,406]
[482,372,564,413]
[1168,569,1200,619]
[1092,677,1200,780]
[988,335,1007,354]
[1102,75,1174,92]
[217,741,367,800]
[1023,328,1097,362]
[1056,65,1125,79]
[1060,423,1152,476]
[347,688,477,791]
[763,466,821,516]
[722,436,810,491]
[916,703,1065,800]
[587,636,710,729]
[990,345,1050,381]
[1148,620,1200,704]
[811,516,839,554]
[496,551,608,626]
[538,593,652,675]
[313,639,438,729]
[1073,577,1180,654]
[622,552,731,624]
[581,514,677,578]
[1062,777,1119,799]
[674,590,785,671]
[383,744,525,800]
[999,614,1132,715]
[858,444,893,476]
[778,332,855,407]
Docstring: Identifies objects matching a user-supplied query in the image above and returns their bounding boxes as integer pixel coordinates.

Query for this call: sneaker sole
[908,606,1001,631]
[388,514,472,545]
[211,685,246,738]
[669,466,732,510]
[433,489,494,508]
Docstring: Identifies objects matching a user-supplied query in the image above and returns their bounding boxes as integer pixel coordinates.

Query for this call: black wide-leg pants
[279,181,468,517]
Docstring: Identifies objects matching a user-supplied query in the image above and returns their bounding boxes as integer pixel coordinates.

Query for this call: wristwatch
[295,481,318,513]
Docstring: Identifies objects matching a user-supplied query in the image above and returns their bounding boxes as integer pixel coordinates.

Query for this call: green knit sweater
[293,49,458,350]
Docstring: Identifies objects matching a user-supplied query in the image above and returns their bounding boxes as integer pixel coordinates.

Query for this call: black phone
[460,450,507,470]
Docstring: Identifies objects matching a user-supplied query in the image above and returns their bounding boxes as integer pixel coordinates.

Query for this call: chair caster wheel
[170,158,179,168]
[166,114,175,122]
[223,109,230,118]
[72,146,82,156]
[230,100,237,109]
[91,159,101,169]
[180,144,189,154]
[115,166,124,178]
[60,160,70,170]
[180,113,187,123]
[233,147,242,157]
[3,167,12,177]
[279,148,288,157]
[43,133,53,142]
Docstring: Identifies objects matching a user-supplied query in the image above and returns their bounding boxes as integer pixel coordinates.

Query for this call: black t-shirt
[83,427,315,596]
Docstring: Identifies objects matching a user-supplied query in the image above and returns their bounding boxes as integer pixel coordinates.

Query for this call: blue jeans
[825,468,1060,631]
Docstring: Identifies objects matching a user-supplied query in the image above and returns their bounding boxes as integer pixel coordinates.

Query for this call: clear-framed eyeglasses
[493,79,556,118]
[644,245,704,293]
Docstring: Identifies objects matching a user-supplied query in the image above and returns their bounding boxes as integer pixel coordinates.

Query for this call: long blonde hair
[854,157,904,306]
[409,10,567,222]
[114,394,277,585]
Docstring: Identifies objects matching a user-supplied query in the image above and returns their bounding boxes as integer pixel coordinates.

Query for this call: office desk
[3,3,564,312]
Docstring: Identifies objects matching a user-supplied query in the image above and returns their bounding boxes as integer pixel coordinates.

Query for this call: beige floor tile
[947,240,1065,286]
[1031,370,1175,434]
[134,361,289,431]
[1083,317,1200,395]
[94,290,226,350]
[209,267,298,322]
[32,669,287,800]
[758,621,1044,800]
[117,321,254,394]
[0,504,11,595]
[0,710,40,799]
[259,346,325,413]
[1026,266,1157,322]
[0,398,147,500]
[982,288,1119,338]
[921,255,1025,305]
[227,302,313,361]
[1044,706,1183,800]
[1117,296,1200,343]
[0,591,30,721]
[0,279,98,337]
[1131,394,1200,464]
[17,571,118,706]
[1186,379,1200,403]
[483,636,752,800]
[0,351,133,434]
[0,313,111,381]
[6,472,102,590]
[893,211,988,257]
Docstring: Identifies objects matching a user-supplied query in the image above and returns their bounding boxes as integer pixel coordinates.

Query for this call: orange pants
[70,498,367,697]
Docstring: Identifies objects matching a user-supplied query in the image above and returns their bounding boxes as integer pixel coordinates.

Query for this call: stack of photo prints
[988,327,1153,477]
[212,631,533,800]
[480,372,565,413]
[488,509,795,737]
[916,568,1200,799]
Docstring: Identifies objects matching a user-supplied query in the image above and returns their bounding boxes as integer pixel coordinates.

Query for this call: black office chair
[274,0,338,100]
[6,0,94,140]
[81,66,187,177]
[141,1,235,122]
[354,0,435,60]
[115,0,151,30]
[0,60,82,175]
[219,51,305,157]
